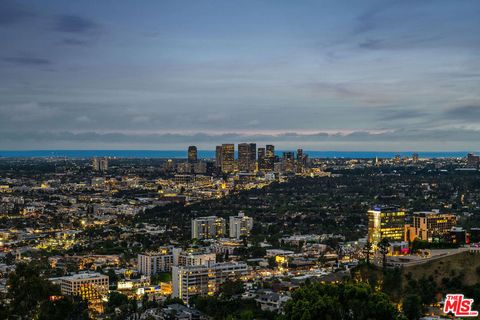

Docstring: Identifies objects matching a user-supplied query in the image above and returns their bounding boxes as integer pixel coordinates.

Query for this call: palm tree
[363,241,373,265]
[378,238,390,269]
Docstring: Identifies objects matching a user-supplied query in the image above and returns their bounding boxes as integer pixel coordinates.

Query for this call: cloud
[0,1,33,26]
[53,14,98,33]
[2,56,52,66]
[444,105,480,121]
[1,129,479,151]
[60,38,90,46]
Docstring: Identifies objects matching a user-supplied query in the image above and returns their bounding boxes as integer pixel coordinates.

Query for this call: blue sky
[1,0,479,150]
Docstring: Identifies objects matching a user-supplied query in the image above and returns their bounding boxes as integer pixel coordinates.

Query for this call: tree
[363,241,373,265]
[281,282,400,320]
[6,262,88,319]
[378,238,390,269]
[402,294,422,320]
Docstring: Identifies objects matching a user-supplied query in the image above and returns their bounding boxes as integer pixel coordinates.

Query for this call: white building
[191,216,226,239]
[137,247,180,275]
[137,247,215,276]
[53,272,109,301]
[172,261,248,303]
[229,212,253,239]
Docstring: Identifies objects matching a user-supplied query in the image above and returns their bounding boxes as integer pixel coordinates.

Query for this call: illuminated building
[248,143,256,172]
[257,147,266,171]
[404,210,457,242]
[450,227,467,244]
[191,216,226,239]
[282,152,295,173]
[229,211,253,239]
[138,248,215,275]
[187,146,197,163]
[266,145,275,170]
[56,272,109,301]
[221,144,234,173]
[172,261,248,304]
[367,206,406,247]
[238,143,250,172]
[138,248,177,275]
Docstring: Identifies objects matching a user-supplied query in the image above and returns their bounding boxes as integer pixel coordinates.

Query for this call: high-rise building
[92,157,108,172]
[221,144,235,173]
[229,211,254,239]
[238,143,250,172]
[215,146,222,169]
[367,206,406,247]
[248,143,256,172]
[188,146,197,164]
[191,216,226,239]
[282,152,295,173]
[172,261,248,303]
[405,211,457,242]
[412,153,419,163]
[296,148,307,173]
[257,147,266,171]
[266,145,275,170]
[137,248,176,275]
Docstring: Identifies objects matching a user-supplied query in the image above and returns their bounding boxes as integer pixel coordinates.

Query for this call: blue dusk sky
[1,0,479,151]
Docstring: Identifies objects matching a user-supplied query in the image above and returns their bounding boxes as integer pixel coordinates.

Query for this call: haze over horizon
[1,0,480,151]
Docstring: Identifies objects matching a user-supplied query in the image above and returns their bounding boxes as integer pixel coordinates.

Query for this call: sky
[1,0,479,151]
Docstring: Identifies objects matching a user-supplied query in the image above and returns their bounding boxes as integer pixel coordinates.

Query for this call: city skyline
[1,1,480,150]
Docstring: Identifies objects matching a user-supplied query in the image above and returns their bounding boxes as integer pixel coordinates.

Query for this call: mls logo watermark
[443,294,478,317]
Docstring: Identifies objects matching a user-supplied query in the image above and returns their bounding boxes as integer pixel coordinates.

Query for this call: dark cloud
[0,1,33,26]
[445,106,480,121]
[3,56,52,66]
[53,15,98,33]
[377,109,428,121]
[60,38,89,46]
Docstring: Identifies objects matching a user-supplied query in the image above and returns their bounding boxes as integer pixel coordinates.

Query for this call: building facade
[229,211,253,239]
[191,216,226,239]
[172,261,248,303]
[405,211,457,242]
[367,206,406,246]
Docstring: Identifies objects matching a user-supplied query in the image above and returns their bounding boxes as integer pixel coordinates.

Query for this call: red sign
[444,294,478,317]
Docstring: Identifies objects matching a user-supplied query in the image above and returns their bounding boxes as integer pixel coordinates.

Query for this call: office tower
[248,143,256,172]
[92,158,99,171]
[215,146,222,168]
[296,148,306,172]
[221,144,235,173]
[282,152,295,173]
[229,211,254,239]
[138,248,175,275]
[238,143,250,172]
[191,216,226,239]
[412,153,419,163]
[266,145,275,170]
[172,261,248,304]
[92,158,108,172]
[56,273,109,301]
[187,146,197,163]
[257,147,266,171]
[404,211,457,242]
[368,206,406,247]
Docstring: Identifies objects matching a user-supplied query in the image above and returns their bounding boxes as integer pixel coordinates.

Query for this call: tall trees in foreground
[281,282,402,320]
